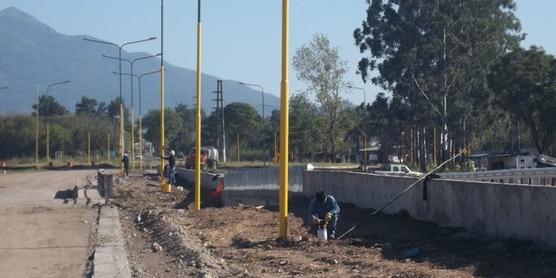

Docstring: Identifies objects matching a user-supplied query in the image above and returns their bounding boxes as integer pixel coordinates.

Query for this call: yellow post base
[161,180,172,193]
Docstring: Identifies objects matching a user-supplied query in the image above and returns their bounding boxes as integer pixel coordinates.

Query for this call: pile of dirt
[112,176,556,277]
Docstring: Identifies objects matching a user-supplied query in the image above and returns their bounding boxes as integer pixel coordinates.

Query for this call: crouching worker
[307,191,340,239]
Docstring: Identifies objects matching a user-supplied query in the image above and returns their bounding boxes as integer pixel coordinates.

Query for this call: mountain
[0,7,279,115]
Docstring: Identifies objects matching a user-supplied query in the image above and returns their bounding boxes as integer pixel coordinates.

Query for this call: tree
[289,93,323,161]
[354,0,522,163]
[32,95,68,116]
[488,46,556,154]
[293,33,349,161]
[75,96,98,115]
[142,108,183,153]
[224,103,262,147]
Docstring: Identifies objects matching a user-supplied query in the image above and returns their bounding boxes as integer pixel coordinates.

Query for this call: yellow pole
[35,85,39,168]
[88,131,91,166]
[364,136,367,171]
[194,0,202,210]
[236,133,240,162]
[159,0,170,193]
[107,133,110,161]
[46,122,50,166]
[160,67,170,192]
[131,109,135,173]
[120,103,124,175]
[279,0,290,239]
[139,116,143,171]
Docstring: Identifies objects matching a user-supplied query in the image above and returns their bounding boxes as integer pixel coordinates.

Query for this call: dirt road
[0,170,97,278]
[113,176,556,277]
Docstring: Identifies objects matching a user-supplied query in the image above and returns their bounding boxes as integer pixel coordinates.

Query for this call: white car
[374,164,423,177]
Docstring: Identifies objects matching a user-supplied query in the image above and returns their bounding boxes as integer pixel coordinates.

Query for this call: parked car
[374,164,423,177]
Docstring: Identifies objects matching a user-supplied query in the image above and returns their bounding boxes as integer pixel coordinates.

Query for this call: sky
[0,0,554,105]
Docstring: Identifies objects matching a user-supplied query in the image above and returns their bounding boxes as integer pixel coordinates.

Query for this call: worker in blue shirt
[308,191,340,239]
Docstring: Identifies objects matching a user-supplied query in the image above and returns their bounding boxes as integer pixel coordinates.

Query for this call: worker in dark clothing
[162,150,177,185]
[122,152,130,177]
[307,191,340,239]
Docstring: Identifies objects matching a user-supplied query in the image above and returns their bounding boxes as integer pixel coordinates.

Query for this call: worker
[162,150,176,185]
[121,152,129,177]
[308,191,340,239]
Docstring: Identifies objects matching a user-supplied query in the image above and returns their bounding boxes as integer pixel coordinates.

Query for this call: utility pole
[279,0,290,239]
[213,80,226,163]
[35,85,39,168]
[88,131,91,166]
[194,0,203,209]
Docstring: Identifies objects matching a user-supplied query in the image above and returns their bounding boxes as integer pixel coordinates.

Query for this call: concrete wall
[175,166,305,207]
[304,170,556,246]
[222,166,305,206]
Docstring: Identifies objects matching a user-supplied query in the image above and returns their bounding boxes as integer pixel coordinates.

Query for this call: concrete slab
[93,207,131,278]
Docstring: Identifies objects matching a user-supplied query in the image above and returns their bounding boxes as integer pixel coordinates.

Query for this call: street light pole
[84,36,157,175]
[35,85,39,168]
[347,85,367,107]
[103,53,161,173]
[45,80,70,166]
[279,0,290,240]
[195,0,203,209]
[238,82,265,121]
[138,69,163,172]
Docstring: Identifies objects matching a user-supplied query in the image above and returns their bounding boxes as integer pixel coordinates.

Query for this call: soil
[111,175,556,277]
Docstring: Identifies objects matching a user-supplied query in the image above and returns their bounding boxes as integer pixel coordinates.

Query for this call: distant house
[468,152,556,171]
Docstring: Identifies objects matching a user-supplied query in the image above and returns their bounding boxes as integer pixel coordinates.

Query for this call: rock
[292,235,303,242]
[263,244,273,250]
[324,258,338,265]
[151,242,163,252]
[132,233,137,237]
[142,227,148,233]
[195,272,214,278]
[136,214,142,223]
[203,242,209,247]
[279,260,287,266]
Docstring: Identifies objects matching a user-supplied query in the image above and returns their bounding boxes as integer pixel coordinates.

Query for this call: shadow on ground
[276,195,556,277]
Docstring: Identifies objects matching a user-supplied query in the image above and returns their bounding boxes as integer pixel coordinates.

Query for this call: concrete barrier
[175,168,224,206]
[303,170,556,246]
[222,166,305,206]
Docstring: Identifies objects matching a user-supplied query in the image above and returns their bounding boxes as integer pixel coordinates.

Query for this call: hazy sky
[0,0,553,104]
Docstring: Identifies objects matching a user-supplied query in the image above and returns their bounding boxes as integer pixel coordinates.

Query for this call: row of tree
[2,0,556,168]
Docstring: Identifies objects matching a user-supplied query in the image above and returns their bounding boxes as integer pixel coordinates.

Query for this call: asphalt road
[0,170,98,278]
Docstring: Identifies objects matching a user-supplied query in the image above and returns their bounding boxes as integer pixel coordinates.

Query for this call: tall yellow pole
[35,85,39,168]
[120,103,124,175]
[236,133,240,162]
[46,122,50,166]
[160,0,171,193]
[160,68,169,191]
[139,116,143,171]
[107,133,110,161]
[88,131,91,166]
[194,0,203,210]
[131,109,135,173]
[279,0,290,239]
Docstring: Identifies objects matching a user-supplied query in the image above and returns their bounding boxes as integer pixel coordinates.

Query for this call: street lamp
[104,53,161,173]
[347,85,367,107]
[279,0,290,239]
[194,0,203,208]
[239,82,265,120]
[45,80,70,165]
[84,36,157,175]
[138,69,164,171]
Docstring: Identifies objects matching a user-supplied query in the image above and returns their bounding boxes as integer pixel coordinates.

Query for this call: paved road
[0,170,98,278]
